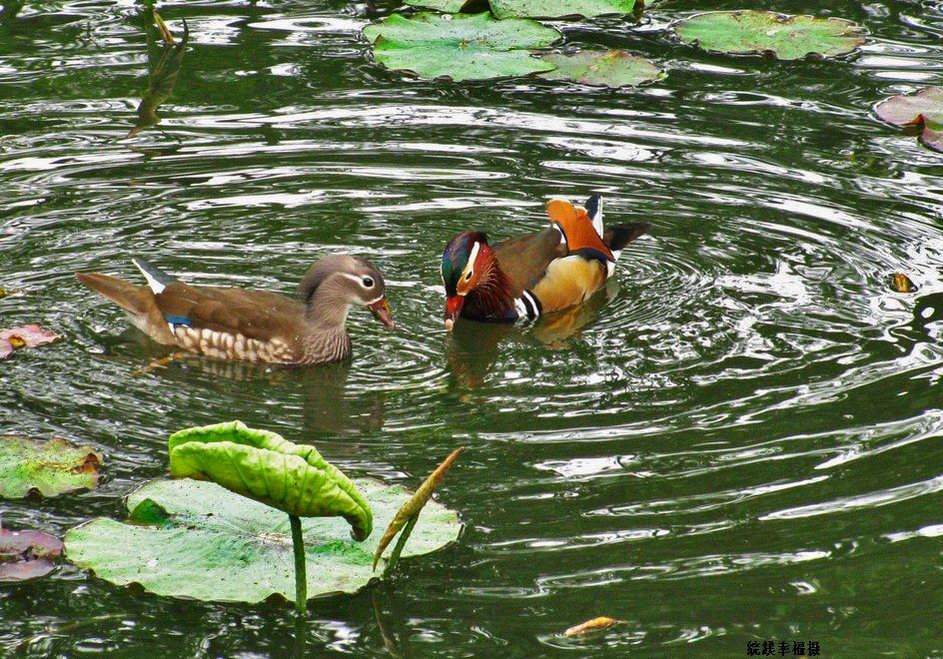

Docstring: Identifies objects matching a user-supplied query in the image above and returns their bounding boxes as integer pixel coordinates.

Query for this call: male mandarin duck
[76,254,393,365]
[440,195,649,329]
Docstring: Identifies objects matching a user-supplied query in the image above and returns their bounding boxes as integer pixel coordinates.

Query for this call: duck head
[298,254,394,329]
[441,231,492,330]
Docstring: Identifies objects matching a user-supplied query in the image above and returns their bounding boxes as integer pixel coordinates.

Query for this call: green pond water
[2,0,943,656]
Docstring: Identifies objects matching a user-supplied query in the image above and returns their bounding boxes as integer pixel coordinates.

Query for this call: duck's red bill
[444,295,464,330]
[369,297,394,329]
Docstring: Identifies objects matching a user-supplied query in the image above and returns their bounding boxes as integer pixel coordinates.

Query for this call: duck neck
[305,283,352,334]
[468,254,516,319]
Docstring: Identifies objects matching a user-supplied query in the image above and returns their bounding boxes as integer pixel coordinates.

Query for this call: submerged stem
[289,514,307,616]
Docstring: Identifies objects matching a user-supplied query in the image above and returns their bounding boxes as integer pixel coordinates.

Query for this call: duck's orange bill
[444,295,464,331]
[369,297,394,329]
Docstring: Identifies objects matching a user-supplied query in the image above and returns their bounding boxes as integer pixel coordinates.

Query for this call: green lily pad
[169,421,372,540]
[538,50,662,87]
[404,0,472,12]
[875,87,943,153]
[363,12,559,82]
[0,528,63,582]
[490,0,635,19]
[675,11,865,61]
[65,477,461,603]
[0,435,102,499]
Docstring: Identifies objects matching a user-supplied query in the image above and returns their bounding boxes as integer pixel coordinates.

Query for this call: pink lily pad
[0,324,61,360]
[0,528,63,582]
[875,87,943,152]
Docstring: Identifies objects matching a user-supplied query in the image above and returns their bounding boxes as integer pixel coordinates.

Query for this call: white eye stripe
[339,273,377,289]
[460,241,481,281]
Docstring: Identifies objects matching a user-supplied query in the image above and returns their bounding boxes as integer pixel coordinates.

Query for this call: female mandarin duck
[440,195,649,329]
[76,254,393,365]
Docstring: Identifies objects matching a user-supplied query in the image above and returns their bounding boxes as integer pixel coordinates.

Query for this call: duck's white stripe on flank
[514,297,528,318]
[518,290,540,320]
[514,293,540,324]
[134,260,166,294]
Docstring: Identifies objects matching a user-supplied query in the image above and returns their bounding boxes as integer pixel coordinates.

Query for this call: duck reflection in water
[446,277,619,389]
[97,329,385,435]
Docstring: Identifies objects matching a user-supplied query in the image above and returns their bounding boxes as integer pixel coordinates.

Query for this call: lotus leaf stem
[289,514,306,615]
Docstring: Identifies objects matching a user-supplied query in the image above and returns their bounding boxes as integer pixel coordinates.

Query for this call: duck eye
[362,277,374,288]
[464,271,473,281]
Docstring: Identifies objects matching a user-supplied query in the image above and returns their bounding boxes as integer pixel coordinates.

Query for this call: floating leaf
[490,0,635,19]
[890,273,917,293]
[538,50,662,87]
[373,447,464,570]
[0,436,101,499]
[363,12,559,82]
[563,616,622,636]
[875,87,943,153]
[65,477,461,603]
[0,528,63,582]
[169,421,372,540]
[0,324,61,360]
[675,11,865,61]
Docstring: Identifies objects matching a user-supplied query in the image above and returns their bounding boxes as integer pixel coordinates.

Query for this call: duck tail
[604,222,650,258]
[76,272,153,316]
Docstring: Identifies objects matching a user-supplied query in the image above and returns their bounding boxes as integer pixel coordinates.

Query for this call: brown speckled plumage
[77,254,393,366]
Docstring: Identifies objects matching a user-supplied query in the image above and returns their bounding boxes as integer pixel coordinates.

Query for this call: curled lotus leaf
[0,435,102,499]
[363,12,559,82]
[675,11,865,61]
[875,87,943,153]
[168,421,372,540]
[0,528,63,582]
[64,477,461,603]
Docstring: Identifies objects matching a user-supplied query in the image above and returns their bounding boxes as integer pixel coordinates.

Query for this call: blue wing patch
[164,314,191,327]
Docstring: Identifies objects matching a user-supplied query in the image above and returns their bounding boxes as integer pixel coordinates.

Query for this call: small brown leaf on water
[563,616,621,637]
[890,273,916,293]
